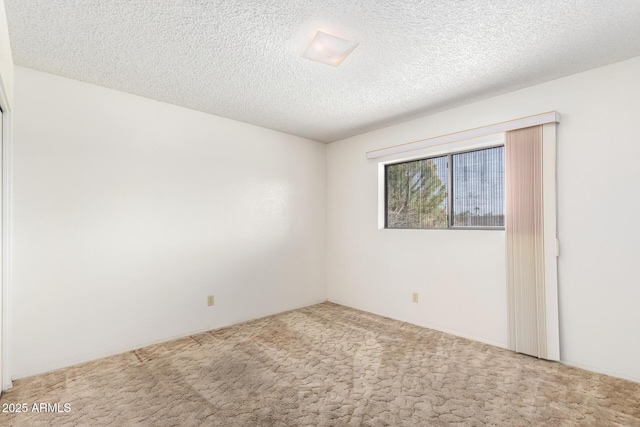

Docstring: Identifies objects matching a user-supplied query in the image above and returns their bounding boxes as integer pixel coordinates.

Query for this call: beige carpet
[1,302,639,426]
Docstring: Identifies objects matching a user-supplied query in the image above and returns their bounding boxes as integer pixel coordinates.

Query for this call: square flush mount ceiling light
[302,31,358,66]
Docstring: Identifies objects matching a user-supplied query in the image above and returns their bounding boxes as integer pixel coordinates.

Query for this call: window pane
[386,156,448,228]
[452,147,504,227]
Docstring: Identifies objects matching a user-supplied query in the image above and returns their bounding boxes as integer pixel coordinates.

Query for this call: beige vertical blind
[505,125,547,358]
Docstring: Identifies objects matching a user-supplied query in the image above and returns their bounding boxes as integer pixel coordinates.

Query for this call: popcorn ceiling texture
[1,303,639,425]
[4,0,640,142]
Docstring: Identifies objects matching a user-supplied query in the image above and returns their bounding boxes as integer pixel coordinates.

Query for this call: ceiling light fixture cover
[302,31,358,67]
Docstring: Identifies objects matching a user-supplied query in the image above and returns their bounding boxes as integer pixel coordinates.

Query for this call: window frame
[384,144,505,231]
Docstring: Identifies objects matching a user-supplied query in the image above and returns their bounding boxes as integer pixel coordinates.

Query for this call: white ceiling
[5,0,640,142]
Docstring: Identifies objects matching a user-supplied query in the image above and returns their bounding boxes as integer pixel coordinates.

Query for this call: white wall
[9,57,640,384]
[327,134,509,349]
[327,56,640,383]
[11,67,326,379]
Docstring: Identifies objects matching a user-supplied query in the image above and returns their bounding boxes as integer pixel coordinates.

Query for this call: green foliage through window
[385,157,448,228]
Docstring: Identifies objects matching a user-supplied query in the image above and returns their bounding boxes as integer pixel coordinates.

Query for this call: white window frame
[378,133,505,230]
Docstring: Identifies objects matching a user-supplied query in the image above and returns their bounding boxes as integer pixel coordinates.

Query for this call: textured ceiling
[5,1,640,142]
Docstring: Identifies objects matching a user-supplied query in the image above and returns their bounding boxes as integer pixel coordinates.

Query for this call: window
[385,146,504,229]
[385,156,449,228]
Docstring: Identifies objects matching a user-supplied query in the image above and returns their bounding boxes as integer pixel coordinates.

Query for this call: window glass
[385,156,448,229]
[385,146,504,229]
[452,147,504,227]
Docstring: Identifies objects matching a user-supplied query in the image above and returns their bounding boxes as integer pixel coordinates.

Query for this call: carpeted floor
[1,302,639,426]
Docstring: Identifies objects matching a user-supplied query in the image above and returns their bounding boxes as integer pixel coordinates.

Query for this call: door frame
[0,72,13,391]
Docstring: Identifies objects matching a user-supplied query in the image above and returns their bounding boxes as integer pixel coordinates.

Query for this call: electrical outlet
[207,295,215,306]
[412,292,419,303]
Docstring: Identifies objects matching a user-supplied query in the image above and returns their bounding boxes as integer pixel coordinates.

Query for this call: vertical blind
[452,147,504,227]
[505,125,547,359]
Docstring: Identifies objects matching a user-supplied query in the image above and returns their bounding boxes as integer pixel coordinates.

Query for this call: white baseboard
[328,299,640,385]
[11,298,328,381]
[327,299,508,350]
[560,359,640,384]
